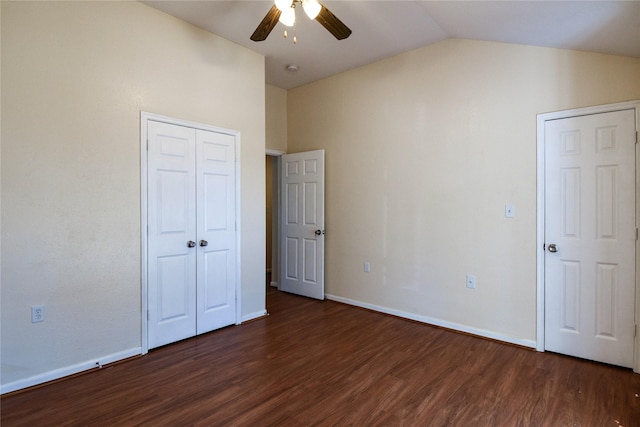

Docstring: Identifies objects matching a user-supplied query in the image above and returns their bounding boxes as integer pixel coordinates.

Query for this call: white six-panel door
[147,120,236,349]
[147,121,198,349]
[280,150,325,300]
[544,109,636,367]
[196,129,236,334]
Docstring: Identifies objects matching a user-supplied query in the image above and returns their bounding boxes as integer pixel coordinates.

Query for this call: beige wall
[1,1,266,391]
[288,39,640,345]
[265,84,286,285]
[266,84,287,153]
[265,156,273,271]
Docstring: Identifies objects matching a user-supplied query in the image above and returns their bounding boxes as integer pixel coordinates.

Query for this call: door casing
[536,100,640,372]
[140,111,242,354]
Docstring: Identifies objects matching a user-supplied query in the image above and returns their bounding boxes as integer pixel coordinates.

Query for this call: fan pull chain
[281,4,297,44]
[283,28,297,44]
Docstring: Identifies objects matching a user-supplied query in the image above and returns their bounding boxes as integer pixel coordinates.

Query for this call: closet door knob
[199,240,208,247]
[187,241,196,248]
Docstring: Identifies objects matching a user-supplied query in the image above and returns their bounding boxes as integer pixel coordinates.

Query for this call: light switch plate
[505,204,515,218]
[466,274,476,289]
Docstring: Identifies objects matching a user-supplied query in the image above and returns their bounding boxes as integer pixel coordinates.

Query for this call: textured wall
[288,38,640,345]
[1,1,266,391]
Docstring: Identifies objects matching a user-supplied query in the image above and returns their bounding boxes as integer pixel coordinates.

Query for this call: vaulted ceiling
[144,1,640,89]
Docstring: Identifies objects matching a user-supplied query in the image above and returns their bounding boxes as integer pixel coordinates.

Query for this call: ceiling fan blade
[315,4,352,40]
[251,5,281,41]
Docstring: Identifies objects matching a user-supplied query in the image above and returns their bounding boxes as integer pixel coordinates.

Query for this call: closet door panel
[196,129,237,334]
[147,121,197,349]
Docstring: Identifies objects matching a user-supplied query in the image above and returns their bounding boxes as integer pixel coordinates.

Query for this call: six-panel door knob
[548,243,558,253]
[187,241,196,248]
[199,240,208,247]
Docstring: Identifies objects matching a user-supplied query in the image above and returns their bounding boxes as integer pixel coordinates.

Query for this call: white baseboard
[325,294,536,349]
[270,281,278,288]
[1,347,142,395]
[241,310,268,323]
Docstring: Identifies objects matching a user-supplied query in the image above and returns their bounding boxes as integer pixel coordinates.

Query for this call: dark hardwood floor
[2,287,640,426]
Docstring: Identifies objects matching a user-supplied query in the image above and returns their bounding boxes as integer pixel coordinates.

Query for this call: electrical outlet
[31,305,44,323]
[364,262,371,273]
[466,275,476,289]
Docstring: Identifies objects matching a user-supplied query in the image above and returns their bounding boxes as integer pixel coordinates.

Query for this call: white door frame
[140,111,242,354]
[536,100,640,372]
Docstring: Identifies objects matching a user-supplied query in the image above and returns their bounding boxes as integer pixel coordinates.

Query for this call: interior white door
[196,129,237,334]
[147,121,197,349]
[280,150,325,299]
[544,109,636,367]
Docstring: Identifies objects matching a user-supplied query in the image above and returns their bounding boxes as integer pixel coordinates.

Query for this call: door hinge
[635,324,637,338]
[542,243,546,251]
[636,228,639,240]
[147,310,150,321]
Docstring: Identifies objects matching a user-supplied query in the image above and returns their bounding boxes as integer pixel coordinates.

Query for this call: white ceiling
[143,1,640,89]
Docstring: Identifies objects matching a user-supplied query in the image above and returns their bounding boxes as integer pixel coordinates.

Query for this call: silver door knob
[548,243,558,253]
[314,229,325,236]
[187,241,196,248]
[199,240,208,247]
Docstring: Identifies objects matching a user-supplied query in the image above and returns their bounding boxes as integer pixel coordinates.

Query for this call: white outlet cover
[31,305,44,323]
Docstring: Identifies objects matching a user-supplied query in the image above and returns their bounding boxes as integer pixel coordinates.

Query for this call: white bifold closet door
[147,120,236,349]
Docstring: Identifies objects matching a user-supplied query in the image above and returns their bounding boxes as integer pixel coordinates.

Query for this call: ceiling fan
[251,0,352,42]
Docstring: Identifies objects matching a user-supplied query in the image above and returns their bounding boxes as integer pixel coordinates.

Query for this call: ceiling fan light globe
[302,0,321,19]
[279,7,296,27]
[274,0,293,12]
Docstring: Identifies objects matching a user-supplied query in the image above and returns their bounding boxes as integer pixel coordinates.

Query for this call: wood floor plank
[2,287,640,426]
